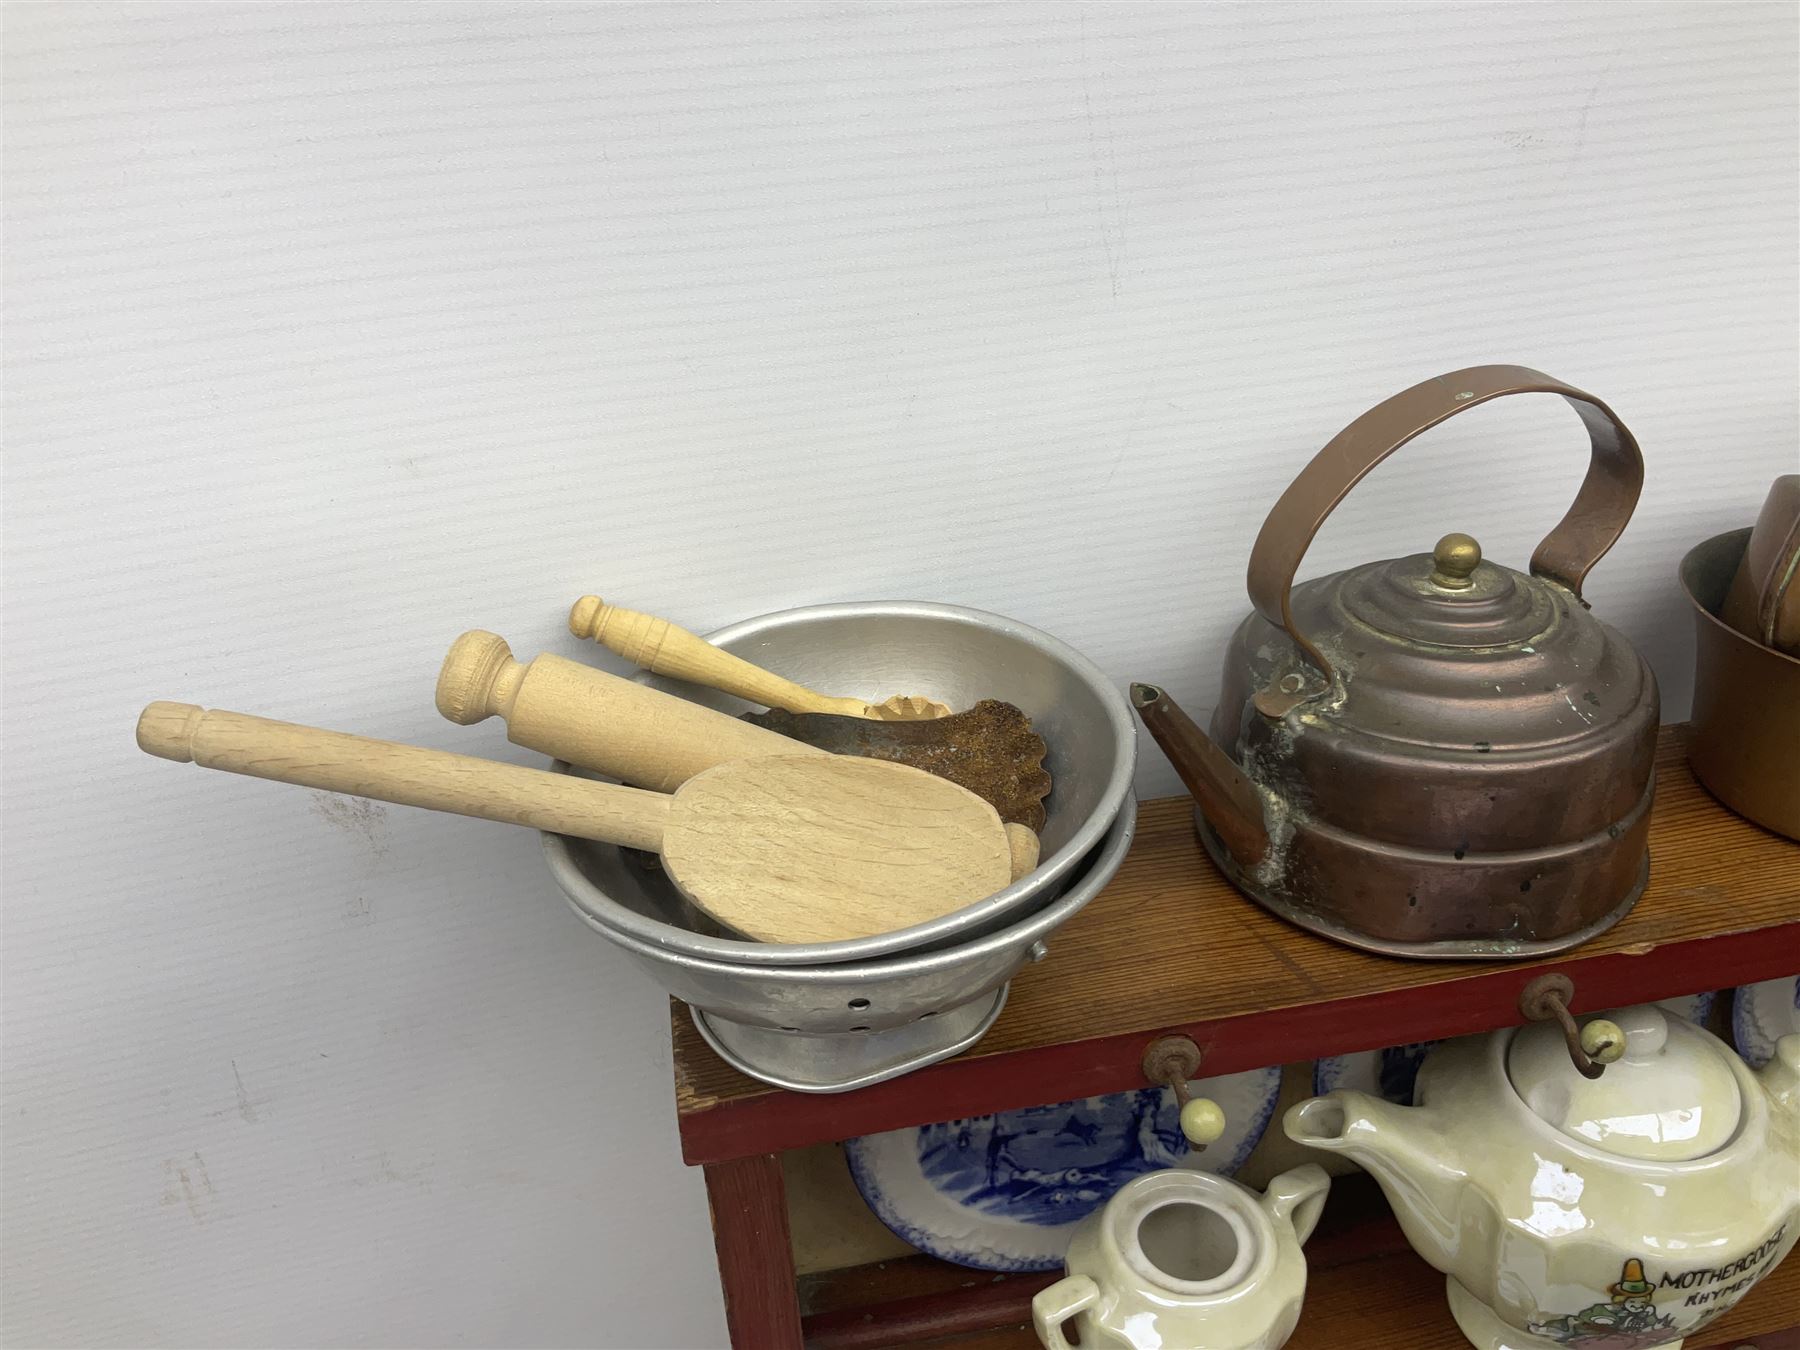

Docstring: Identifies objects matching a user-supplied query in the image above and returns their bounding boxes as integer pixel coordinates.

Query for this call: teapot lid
[1506,1004,1743,1161]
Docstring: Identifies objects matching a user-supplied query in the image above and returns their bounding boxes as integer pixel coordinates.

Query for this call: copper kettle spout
[1130,683,1271,865]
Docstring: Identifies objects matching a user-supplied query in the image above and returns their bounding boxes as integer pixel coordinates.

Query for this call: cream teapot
[1032,1165,1330,1350]
[1285,1003,1799,1350]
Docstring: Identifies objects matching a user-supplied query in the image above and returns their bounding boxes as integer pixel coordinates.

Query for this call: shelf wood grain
[672,727,1800,1164]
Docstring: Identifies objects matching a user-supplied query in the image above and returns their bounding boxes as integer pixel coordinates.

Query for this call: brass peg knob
[1430,532,1482,589]
[1580,1019,1627,1066]
[1142,1035,1224,1151]
[1518,973,1615,1079]
[1179,1097,1227,1147]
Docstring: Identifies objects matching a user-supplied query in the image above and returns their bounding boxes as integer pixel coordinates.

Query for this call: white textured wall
[3,4,1794,1347]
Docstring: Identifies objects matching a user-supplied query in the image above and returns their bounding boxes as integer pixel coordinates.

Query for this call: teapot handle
[1261,1163,1332,1247]
[1245,365,1644,688]
[1031,1275,1100,1350]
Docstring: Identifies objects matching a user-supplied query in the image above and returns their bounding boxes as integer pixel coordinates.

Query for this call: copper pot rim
[1680,528,1800,671]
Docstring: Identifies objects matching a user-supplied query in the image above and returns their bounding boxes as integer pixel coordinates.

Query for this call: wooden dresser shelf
[672,726,1800,1165]
[797,1243,1800,1350]
[796,1178,1800,1350]
[674,727,1800,1349]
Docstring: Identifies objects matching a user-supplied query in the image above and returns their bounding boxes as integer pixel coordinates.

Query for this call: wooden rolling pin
[434,631,1039,877]
[136,703,1016,943]
[568,596,947,720]
[434,630,819,793]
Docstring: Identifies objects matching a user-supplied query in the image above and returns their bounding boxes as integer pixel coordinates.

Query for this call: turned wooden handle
[435,631,825,792]
[1004,823,1039,881]
[568,596,874,718]
[136,702,671,850]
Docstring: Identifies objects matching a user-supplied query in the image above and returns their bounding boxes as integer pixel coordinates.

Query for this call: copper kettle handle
[1245,365,1644,685]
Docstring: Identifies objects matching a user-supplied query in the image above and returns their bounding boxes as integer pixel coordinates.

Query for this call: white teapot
[1031,1164,1330,1350]
[1285,1004,1800,1350]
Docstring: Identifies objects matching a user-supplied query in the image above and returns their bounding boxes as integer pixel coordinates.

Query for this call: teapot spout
[1285,1092,1467,1261]
[1130,683,1271,865]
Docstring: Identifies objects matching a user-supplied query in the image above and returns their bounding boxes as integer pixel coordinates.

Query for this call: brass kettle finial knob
[1431,532,1483,589]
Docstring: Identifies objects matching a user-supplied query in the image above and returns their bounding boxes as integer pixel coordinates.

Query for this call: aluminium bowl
[563,795,1136,1040]
[541,600,1136,965]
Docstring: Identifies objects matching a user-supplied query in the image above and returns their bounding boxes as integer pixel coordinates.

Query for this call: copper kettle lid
[1337,533,1555,650]
[1245,365,1647,718]
[1280,523,1654,754]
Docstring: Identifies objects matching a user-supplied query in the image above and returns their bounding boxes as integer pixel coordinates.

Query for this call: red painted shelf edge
[675,916,1800,1165]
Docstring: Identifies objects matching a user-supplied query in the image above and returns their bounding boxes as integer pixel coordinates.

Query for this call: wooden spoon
[136,702,1016,944]
[568,596,950,720]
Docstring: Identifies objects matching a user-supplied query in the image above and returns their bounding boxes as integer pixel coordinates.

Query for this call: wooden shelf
[796,1178,1800,1350]
[673,726,1800,1165]
[797,1254,1800,1350]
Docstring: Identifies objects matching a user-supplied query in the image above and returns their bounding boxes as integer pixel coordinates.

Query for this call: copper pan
[1680,528,1800,841]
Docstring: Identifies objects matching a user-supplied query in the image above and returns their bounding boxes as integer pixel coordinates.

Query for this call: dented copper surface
[1140,365,1659,959]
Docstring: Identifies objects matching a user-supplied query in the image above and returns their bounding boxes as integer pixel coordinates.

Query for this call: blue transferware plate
[1312,992,1719,1103]
[1732,976,1799,1068]
[843,1064,1282,1272]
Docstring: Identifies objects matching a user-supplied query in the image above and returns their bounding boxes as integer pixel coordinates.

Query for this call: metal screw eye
[1142,1035,1224,1151]
[1518,973,1615,1079]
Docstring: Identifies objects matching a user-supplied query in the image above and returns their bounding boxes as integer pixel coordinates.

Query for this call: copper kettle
[1136,366,1659,958]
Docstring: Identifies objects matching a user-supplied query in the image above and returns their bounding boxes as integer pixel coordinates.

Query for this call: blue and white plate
[1732,977,1800,1068]
[1312,992,1719,1103]
[843,1064,1283,1272]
